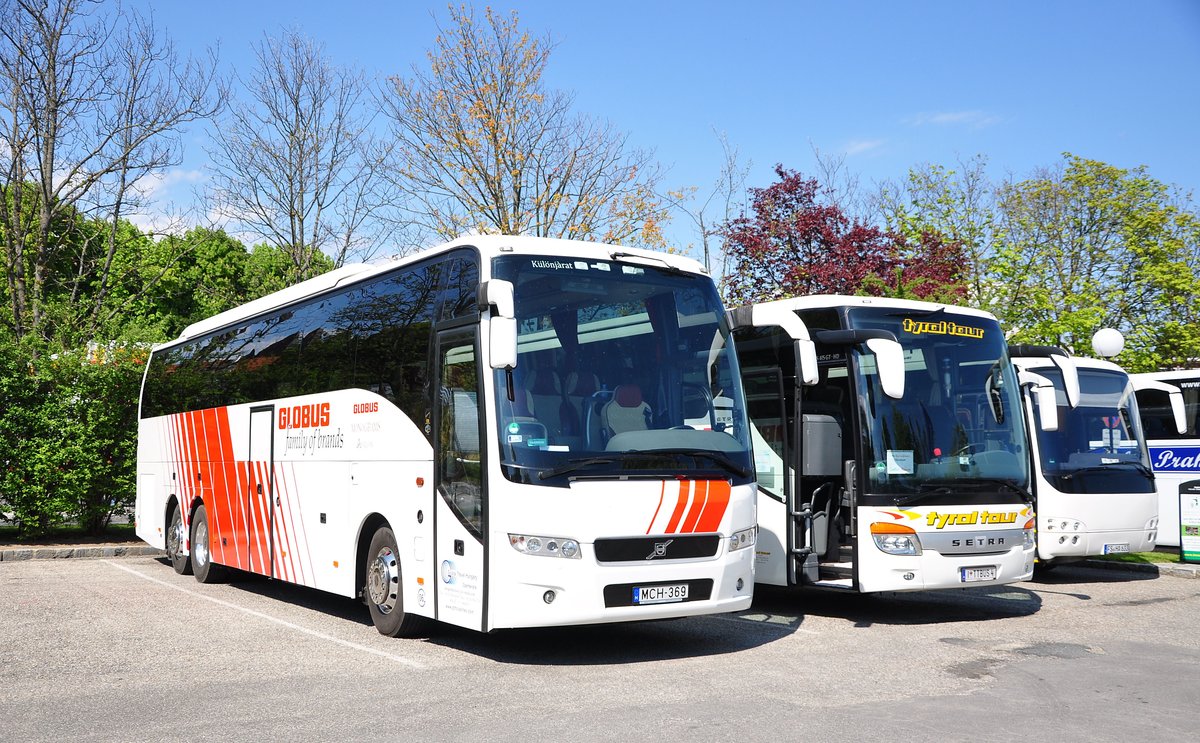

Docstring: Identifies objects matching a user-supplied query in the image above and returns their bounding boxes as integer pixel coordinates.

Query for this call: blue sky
[130,0,1200,252]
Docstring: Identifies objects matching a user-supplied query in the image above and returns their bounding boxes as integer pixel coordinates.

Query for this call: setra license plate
[1103,543,1130,554]
[632,583,688,605]
[960,566,998,583]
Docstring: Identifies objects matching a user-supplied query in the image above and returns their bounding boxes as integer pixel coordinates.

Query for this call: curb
[0,545,165,562]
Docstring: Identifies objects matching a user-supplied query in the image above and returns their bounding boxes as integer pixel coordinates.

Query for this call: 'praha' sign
[1150,447,1200,472]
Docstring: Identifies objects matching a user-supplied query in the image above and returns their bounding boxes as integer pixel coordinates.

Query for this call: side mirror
[865,337,906,400]
[1050,354,1080,408]
[1018,370,1059,432]
[795,338,818,388]
[1131,378,1188,435]
[482,280,517,370]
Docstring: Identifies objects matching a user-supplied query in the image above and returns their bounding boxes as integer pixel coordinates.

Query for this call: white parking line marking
[103,560,425,669]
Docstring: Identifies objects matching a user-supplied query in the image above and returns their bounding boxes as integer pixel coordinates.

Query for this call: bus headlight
[870,522,922,556]
[1023,518,1036,549]
[729,526,756,552]
[509,533,582,559]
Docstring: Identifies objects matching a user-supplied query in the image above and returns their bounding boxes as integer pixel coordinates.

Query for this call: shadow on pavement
[1031,561,1161,584]
[429,610,793,665]
[156,557,795,663]
[747,582,1045,628]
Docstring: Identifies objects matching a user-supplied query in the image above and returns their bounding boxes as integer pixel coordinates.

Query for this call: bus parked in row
[1009,342,1183,565]
[135,236,757,636]
[730,296,1037,593]
[1132,370,1200,548]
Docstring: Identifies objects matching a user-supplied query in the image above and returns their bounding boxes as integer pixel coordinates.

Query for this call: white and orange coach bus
[135,236,757,636]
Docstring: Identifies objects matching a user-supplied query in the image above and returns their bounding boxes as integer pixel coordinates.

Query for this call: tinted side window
[141,251,482,420]
[439,254,480,321]
[734,326,794,378]
[291,290,359,398]
[1137,380,1200,440]
[355,265,438,436]
[233,310,305,403]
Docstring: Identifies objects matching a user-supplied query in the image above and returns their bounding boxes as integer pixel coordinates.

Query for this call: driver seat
[602,384,651,438]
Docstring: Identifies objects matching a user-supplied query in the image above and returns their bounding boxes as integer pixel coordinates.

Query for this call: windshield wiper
[608,251,687,276]
[894,478,1032,507]
[965,478,1034,501]
[885,306,946,319]
[1061,462,1153,480]
[537,457,615,480]
[538,449,752,481]
[665,449,753,479]
[894,484,955,507]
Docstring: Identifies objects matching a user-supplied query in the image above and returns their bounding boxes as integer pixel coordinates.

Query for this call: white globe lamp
[1091,328,1124,358]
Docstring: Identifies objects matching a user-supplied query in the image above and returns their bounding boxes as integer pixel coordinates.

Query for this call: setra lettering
[951,537,1007,547]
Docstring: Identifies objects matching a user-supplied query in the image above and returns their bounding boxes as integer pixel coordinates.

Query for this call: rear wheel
[365,525,429,637]
[167,501,191,575]
[191,503,227,584]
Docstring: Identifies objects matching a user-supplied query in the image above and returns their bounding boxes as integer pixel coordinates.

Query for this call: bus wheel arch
[363,521,429,637]
[356,513,388,601]
[166,496,191,575]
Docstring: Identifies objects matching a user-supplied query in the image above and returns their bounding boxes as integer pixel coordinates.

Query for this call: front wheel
[191,503,227,584]
[365,525,429,637]
[167,500,191,575]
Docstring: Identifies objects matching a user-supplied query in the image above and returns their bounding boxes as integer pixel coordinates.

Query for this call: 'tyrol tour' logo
[925,510,1021,529]
[901,318,985,339]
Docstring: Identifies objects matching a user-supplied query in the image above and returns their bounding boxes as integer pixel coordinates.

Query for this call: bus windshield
[491,255,753,487]
[1032,367,1153,494]
[848,308,1030,499]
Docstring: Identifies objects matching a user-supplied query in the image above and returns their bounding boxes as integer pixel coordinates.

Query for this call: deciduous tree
[207,28,401,280]
[990,154,1200,369]
[721,166,965,306]
[876,155,997,305]
[0,0,220,343]
[378,5,666,246]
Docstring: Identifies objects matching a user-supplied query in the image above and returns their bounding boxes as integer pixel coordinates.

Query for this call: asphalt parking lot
[2,556,1198,742]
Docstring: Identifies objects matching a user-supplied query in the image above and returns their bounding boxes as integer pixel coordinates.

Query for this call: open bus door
[743,368,815,586]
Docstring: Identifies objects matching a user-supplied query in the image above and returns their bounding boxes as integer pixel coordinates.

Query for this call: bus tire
[167,500,192,575]
[365,525,428,637]
[191,503,227,584]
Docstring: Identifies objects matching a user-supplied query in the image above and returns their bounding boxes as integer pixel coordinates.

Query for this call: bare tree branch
[206,28,407,279]
[378,5,664,246]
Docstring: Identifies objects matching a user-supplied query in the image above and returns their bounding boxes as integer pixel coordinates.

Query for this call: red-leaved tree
[721,166,966,305]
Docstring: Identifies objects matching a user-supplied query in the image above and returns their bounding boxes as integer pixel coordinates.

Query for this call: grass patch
[1095,549,1182,565]
[0,521,137,545]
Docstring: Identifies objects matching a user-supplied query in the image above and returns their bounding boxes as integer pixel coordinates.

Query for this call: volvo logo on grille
[646,539,674,559]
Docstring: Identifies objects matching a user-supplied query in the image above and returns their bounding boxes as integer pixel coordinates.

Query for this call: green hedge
[0,340,143,538]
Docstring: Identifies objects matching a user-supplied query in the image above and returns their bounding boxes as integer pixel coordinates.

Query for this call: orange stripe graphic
[680,480,709,533]
[663,480,691,533]
[234,461,252,572]
[645,482,667,534]
[282,463,313,585]
[213,407,244,570]
[694,481,731,533]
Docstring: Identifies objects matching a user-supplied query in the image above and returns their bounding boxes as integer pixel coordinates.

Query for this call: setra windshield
[848,307,1030,502]
[490,255,752,487]
[1031,367,1153,494]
